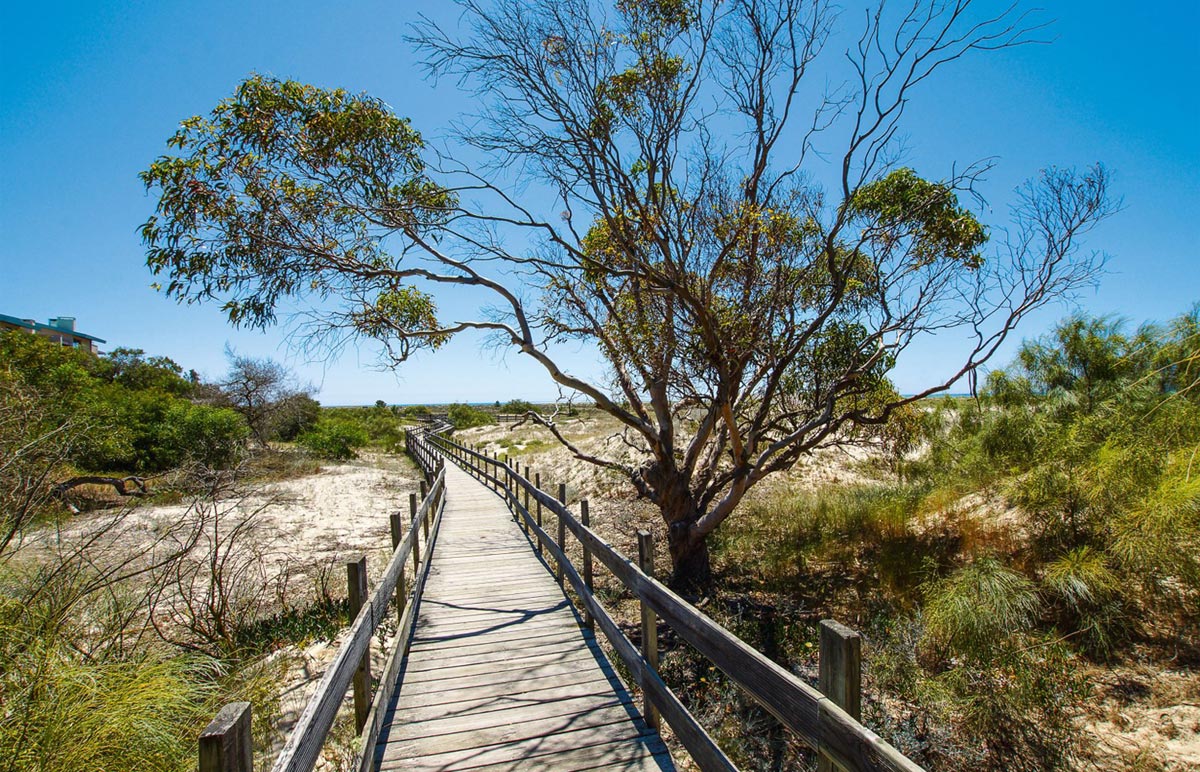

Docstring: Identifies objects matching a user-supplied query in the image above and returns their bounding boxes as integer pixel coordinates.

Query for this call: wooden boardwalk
[372,461,675,772]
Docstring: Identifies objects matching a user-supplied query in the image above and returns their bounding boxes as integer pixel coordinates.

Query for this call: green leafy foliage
[848,168,987,269]
[0,331,249,474]
[916,308,1200,628]
[297,417,369,460]
[922,556,1038,661]
[447,403,495,429]
[140,75,455,359]
[0,533,280,772]
[271,393,322,442]
[97,347,194,395]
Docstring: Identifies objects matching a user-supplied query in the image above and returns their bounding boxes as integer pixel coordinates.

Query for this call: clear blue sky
[2,1,1196,405]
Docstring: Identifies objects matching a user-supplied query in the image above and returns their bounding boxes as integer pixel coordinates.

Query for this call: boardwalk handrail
[270,430,446,772]
[426,431,924,772]
[199,429,448,772]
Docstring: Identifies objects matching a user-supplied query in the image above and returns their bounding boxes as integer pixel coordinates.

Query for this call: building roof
[0,313,107,343]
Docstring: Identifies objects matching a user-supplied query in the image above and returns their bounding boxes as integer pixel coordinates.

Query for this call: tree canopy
[141,0,1115,585]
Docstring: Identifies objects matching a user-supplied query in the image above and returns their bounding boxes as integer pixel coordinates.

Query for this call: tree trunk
[647,461,713,592]
[666,520,711,594]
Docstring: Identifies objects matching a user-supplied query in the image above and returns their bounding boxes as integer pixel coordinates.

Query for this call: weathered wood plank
[403,639,597,672]
[406,626,586,657]
[384,669,620,712]
[199,702,252,772]
[400,648,601,684]
[380,703,652,757]
[387,693,634,740]
[378,728,666,772]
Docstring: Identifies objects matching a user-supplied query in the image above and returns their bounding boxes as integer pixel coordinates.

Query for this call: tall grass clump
[0,552,281,772]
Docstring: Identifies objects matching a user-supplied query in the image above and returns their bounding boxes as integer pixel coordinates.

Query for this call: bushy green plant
[938,637,1086,771]
[0,331,251,474]
[0,547,280,772]
[319,406,406,448]
[922,555,1039,662]
[915,309,1200,636]
[297,418,369,459]
[447,402,494,429]
[271,393,321,441]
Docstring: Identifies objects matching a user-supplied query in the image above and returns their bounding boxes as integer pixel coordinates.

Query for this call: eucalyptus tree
[141,0,1114,586]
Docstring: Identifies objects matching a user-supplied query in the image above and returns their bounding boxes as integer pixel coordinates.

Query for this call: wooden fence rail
[198,429,448,772]
[427,431,924,772]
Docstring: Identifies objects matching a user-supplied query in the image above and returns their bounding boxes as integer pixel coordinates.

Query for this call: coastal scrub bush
[297,418,369,460]
[0,330,251,474]
[448,402,494,429]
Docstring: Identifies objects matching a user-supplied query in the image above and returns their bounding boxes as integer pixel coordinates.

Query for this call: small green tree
[98,348,193,396]
[271,393,321,442]
[217,351,313,448]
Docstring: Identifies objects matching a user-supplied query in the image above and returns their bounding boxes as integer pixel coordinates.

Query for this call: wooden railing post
[389,513,406,621]
[409,493,421,574]
[346,556,371,734]
[818,619,862,772]
[534,472,543,555]
[199,702,252,772]
[637,530,660,731]
[419,480,431,540]
[523,478,531,537]
[556,483,567,586]
[513,462,524,531]
[505,460,513,513]
[581,499,594,631]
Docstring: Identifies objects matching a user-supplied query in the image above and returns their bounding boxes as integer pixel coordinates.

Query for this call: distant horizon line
[324,392,976,408]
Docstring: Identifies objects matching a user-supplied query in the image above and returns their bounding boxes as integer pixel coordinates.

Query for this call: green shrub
[171,402,250,468]
[870,614,1087,772]
[0,330,253,474]
[448,402,494,429]
[0,554,280,772]
[319,406,405,448]
[271,393,321,441]
[298,418,369,459]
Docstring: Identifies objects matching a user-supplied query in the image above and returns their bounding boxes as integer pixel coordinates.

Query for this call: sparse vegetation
[0,332,418,770]
[690,308,1200,770]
